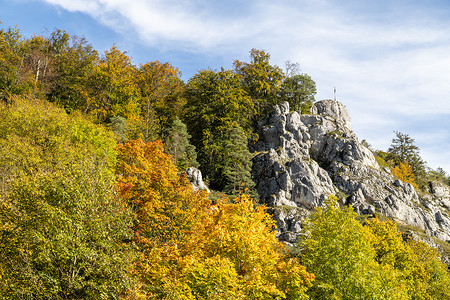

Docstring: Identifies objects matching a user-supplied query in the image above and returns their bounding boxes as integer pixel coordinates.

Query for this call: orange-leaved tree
[116,138,209,298]
[116,139,314,299]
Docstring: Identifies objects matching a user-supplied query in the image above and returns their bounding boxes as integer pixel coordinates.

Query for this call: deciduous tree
[0,96,134,299]
[234,48,285,117]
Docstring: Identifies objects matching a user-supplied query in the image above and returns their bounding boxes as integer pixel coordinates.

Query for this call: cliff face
[252,100,450,246]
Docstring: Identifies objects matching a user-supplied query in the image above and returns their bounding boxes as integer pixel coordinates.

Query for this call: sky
[2,0,450,172]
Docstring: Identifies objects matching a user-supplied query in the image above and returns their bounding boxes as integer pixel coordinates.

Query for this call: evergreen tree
[165,117,199,170]
[387,131,426,189]
[222,124,255,196]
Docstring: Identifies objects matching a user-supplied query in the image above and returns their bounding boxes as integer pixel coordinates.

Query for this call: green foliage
[0,96,134,299]
[234,48,285,117]
[222,124,256,196]
[110,115,129,143]
[373,150,392,169]
[300,197,450,300]
[0,24,34,99]
[300,197,408,299]
[428,167,450,184]
[88,45,140,125]
[280,73,316,113]
[185,68,255,189]
[138,61,185,140]
[165,117,199,170]
[47,30,99,113]
[366,218,450,299]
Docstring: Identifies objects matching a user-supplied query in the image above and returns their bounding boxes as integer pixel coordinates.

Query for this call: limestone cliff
[252,100,450,248]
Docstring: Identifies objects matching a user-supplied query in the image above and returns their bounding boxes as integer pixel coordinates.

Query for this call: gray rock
[186,167,210,193]
[252,100,450,245]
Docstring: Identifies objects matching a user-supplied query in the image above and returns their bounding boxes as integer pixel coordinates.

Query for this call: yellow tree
[183,194,314,299]
[365,217,450,299]
[301,197,408,299]
[392,161,418,189]
[137,61,185,141]
[89,46,140,129]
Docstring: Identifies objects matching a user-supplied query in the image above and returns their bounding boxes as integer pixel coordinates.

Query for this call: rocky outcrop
[252,100,450,245]
[186,167,210,192]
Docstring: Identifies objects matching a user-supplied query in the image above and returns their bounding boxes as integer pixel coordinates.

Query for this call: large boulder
[252,100,450,244]
[186,167,210,193]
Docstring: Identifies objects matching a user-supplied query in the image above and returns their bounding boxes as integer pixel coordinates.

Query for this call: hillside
[1,23,450,299]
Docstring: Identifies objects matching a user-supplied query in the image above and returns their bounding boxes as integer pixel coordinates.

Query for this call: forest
[1,23,449,299]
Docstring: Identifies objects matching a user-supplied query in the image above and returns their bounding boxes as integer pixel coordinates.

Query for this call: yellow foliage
[184,194,314,299]
[366,217,450,299]
[117,139,314,299]
[392,162,418,189]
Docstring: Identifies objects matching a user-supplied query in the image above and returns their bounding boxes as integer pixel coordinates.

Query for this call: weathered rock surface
[252,100,450,245]
[186,167,210,192]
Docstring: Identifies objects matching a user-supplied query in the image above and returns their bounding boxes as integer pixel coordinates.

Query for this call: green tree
[165,117,199,170]
[387,132,426,189]
[185,68,254,189]
[0,96,134,299]
[366,218,450,299]
[222,124,255,196]
[280,73,316,114]
[138,61,185,141]
[47,30,99,113]
[234,48,285,117]
[300,197,407,299]
[0,24,33,99]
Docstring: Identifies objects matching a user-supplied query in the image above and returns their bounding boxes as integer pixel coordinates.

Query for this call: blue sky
[2,0,450,172]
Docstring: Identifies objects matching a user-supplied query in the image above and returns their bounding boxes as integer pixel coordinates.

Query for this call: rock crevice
[252,100,450,244]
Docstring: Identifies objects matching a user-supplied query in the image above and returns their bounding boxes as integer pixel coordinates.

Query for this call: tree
[185,68,254,189]
[0,24,33,99]
[138,61,185,141]
[88,46,140,127]
[0,96,134,299]
[366,217,450,299]
[184,194,314,299]
[392,162,418,189]
[47,30,99,113]
[116,139,314,299]
[222,124,255,196]
[116,138,210,298]
[280,73,316,114]
[234,49,285,117]
[165,117,199,171]
[387,132,426,188]
[20,34,59,97]
[300,197,407,299]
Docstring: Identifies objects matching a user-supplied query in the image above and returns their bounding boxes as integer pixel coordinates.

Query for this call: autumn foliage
[116,139,314,299]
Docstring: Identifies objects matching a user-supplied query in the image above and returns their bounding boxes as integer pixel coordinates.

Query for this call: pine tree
[222,124,255,196]
[387,131,426,188]
[165,117,199,170]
